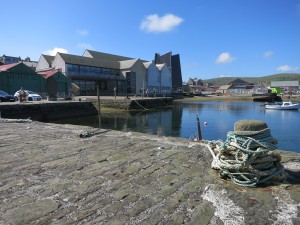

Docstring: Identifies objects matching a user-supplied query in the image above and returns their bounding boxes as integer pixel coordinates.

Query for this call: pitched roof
[0,63,19,71]
[119,59,139,69]
[38,70,59,78]
[156,64,165,71]
[42,54,55,64]
[84,50,133,61]
[143,62,152,69]
[228,78,251,85]
[271,81,299,87]
[57,53,120,69]
[219,84,232,90]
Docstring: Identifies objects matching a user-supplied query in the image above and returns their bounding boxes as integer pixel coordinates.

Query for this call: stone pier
[0,121,299,225]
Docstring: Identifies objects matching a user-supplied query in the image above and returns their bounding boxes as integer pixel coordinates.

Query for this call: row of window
[67,71,120,80]
[73,80,107,91]
[66,64,119,76]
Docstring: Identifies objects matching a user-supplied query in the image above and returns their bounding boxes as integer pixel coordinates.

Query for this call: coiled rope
[211,127,286,187]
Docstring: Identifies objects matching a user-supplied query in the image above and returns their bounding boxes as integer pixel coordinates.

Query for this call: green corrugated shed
[0,63,45,94]
[38,70,72,97]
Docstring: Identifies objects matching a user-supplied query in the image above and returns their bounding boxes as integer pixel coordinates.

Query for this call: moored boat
[265,102,299,110]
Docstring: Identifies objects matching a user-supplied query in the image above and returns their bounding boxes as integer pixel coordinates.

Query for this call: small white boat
[265,102,300,110]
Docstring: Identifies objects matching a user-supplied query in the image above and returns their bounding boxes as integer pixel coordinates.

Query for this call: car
[14,90,42,101]
[0,90,16,102]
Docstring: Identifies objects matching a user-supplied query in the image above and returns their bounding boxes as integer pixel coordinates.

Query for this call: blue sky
[1,0,300,81]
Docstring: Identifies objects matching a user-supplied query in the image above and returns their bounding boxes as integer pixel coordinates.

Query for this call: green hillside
[203,73,300,86]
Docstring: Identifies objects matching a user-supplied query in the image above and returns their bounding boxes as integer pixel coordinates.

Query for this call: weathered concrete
[0,121,299,225]
[0,101,98,121]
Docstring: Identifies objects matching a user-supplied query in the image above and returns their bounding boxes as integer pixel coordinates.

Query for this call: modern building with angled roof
[144,61,160,94]
[155,51,182,93]
[36,49,178,96]
[156,64,172,94]
[36,55,55,70]
[83,49,133,61]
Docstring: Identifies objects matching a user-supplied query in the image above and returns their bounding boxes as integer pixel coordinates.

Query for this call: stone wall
[0,102,98,121]
[90,97,173,110]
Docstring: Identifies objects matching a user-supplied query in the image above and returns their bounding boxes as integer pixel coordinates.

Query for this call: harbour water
[51,101,300,153]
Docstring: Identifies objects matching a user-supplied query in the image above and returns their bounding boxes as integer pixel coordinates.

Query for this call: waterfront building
[37,69,72,98]
[0,62,71,98]
[36,55,55,70]
[155,52,183,93]
[144,62,160,94]
[157,64,172,95]
[36,50,178,96]
[0,63,45,94]
[271,81,299,93]
[186,78,206,94]
[218,78,255,95]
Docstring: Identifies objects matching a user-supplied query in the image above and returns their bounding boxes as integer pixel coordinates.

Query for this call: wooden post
[196,114,202,141]
[97,85,101,128]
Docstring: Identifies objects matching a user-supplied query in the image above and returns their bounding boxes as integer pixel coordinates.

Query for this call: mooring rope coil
[211,128,286,186]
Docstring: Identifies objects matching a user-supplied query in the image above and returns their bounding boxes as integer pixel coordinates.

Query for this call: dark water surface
[51,102,300,153]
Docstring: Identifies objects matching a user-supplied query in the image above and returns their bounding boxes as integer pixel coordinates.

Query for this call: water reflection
[50,102,300,152]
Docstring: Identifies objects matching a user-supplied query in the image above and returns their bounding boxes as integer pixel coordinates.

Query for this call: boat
[265,102,300,110]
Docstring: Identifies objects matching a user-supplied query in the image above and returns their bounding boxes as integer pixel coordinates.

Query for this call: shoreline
[173,94,300,102]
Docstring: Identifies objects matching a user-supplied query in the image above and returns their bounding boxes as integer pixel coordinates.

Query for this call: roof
[42,54,55,64]
[38,70,59,78]
[119,59,139,69]
[228,78,251,85]
[22,61,38,69]
[57,53,120,69]
[143,62,152,69]
[271,81,299,87]
[218,84,232,90]
[84,50,133,61]
[156,64,165,71]
[0,63,19,71]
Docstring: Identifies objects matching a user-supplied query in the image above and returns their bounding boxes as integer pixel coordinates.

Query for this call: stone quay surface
[0,121,299,225]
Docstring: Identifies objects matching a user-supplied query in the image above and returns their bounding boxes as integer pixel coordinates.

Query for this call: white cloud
[77,43,93,50]
[140,13,184,33]
[76,29,89,36]
[263,51,273,58]
[215,52,235,64]
[277,65,298,72]
[44,47,68,56]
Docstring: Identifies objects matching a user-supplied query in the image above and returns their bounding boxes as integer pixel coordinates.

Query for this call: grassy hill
[203,73,300,86]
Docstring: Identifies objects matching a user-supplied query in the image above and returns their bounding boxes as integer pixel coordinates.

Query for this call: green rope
[212,128,286,187]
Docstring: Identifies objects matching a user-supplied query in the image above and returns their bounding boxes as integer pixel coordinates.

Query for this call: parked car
[0,90,16,102]
[14,90,42,101]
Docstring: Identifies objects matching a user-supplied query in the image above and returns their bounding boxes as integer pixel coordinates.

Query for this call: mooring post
[196,114,202,141]
[114,87,117,99]
[97,85,101,128]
